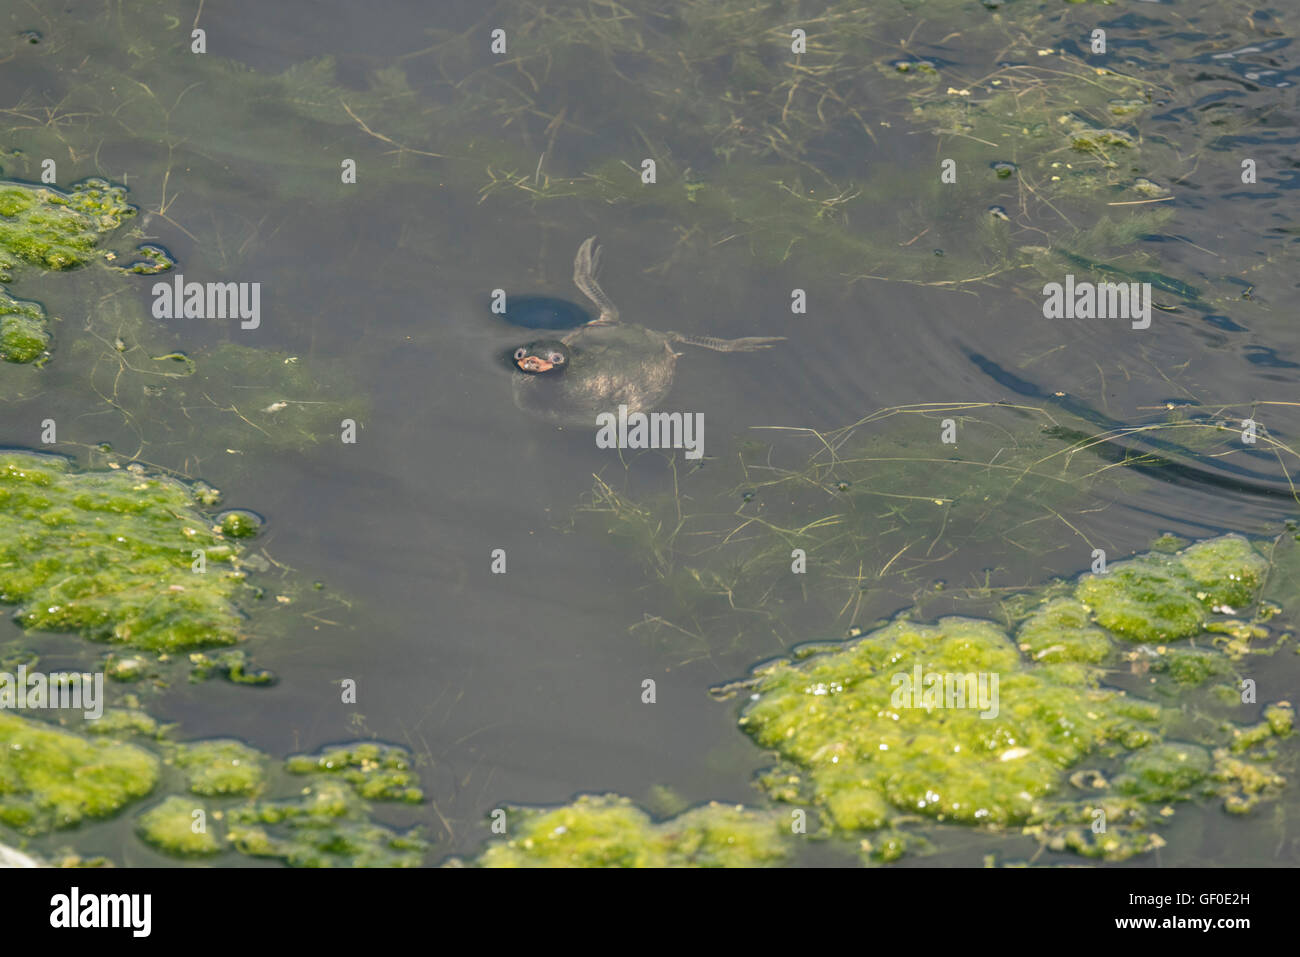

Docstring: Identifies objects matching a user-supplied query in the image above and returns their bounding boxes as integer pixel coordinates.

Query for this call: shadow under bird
[510,236,784,425]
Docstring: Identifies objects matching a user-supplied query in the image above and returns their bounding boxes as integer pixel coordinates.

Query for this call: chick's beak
[517,354,554,373]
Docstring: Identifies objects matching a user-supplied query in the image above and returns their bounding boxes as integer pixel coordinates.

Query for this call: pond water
[0,0,1297,867]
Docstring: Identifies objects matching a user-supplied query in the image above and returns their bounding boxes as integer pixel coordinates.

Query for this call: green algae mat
[0,708,427,867]
[0,712,159,834]
[0,178,137,366]
[450,796,792,868]
[9,449,1291,866]
[0,452,250,655]
[1,0,1297,873]
[461,532,1294,866]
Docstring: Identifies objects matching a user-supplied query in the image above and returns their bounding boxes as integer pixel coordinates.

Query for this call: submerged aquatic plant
[0,172,354,460]
[577,401,1300,648]
[406,0,1276,311]
[4,0,1278,313]
[89,341,362,457]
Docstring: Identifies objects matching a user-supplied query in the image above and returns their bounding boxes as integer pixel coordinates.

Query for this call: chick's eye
[514,348,527,360]
[550,353,564,364]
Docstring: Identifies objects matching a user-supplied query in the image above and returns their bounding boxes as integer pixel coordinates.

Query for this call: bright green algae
[0,711,427,865]
[221,743,427,867]
[82,706,162,738]
[285,742,423,803]
[0,452,253,655]
[740,617,1146,831]
[1114,743,1212,803]
[1076,536,1268,642]
[452,533,1294,865]
[0,288,50,364]
[727,533,1292,861]
[223,779,427,867]
[140,739,426,865]
[136,796,221,856]
[185,650,275,685]
[0,712,159,834]
[0,178,134,279]
[460,795,791,868]
[217,510,261,540]
[0,178,137,363]
[174,739,265,797]
[1017,599,1112,664]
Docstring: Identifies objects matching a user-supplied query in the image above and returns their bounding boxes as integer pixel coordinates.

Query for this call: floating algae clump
[0,178,134,279]
[186,650,274,685]
[174,740,264,797]
[1214,745,1289,815]
[0,288,50,364]
[117,243,174,275]
[285,742,422,803]
[1147,646,1231,686]
[111,738,429,866]
[1228,704,1295,755]
[1016,598,1112,664]
[461,795,791,868]
[1115,743,1212,802]
[83,706,162,737]
[1076,557,1206,643]
[1076,535,1268,642]
[0,452,252,654]
[1177,536,1268,608]
[725,534,1293,861]
[739,618,1151,831]
[0,712,158,834]
[225,779,426,867]
[217,510,261,539]
[136,796,220,856]
[1265,704,1294,737]
[1069,127,1136,154]
[201,741,428,866]
[118,739,428,866]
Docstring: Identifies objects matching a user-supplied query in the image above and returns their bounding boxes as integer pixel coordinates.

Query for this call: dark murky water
[0,0,1297,866]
